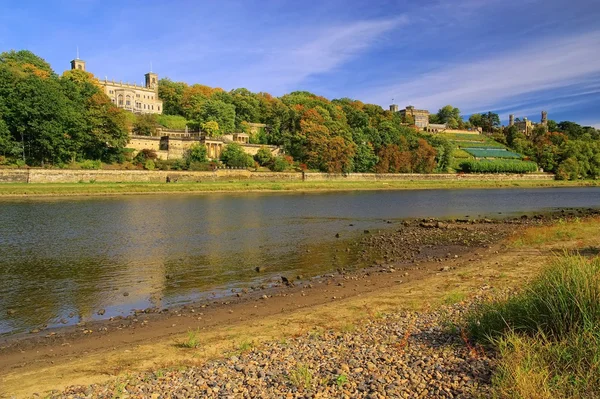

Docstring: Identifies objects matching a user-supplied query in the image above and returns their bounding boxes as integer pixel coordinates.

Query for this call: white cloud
[231,17,406,93]
[360,29,600,115]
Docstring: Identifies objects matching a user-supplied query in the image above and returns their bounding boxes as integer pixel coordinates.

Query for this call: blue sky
[1,0,599,126]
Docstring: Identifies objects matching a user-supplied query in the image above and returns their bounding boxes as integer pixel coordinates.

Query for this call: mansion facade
[70,58,163,114]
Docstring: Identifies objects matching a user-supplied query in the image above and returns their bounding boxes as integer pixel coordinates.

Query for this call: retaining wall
[0,168,554,184]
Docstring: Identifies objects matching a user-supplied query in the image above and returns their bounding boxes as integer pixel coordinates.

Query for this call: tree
[132,114,158,136]
[185,143,208,163]
[220,143,254,167]
[254,146,273,166]
[201,120,220,137]
[191,99,235,133]
[481,112,500,133]
[353,142,378,173]
[411,139,437,173]
[436,105,461,125]
[158,78,187,116]
[469,113,483,128]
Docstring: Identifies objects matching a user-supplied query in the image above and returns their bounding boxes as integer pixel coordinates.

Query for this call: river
[1,187,599,335]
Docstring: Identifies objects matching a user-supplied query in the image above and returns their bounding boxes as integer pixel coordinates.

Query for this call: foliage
[467,256,600,398]
[201,120,220,137]
[0,50,128,166]
[185,143,208,163]
[79,159,102,170]
[458,159,538,173]
[254,146,273,166]
[156,114,188,130]
[220,143,254,168]
[555,157,579,180]
[132,114,158,136]
[270,155,291,172]
[134,149,158,163]
[144,159,156,170]
[500,120,600,179]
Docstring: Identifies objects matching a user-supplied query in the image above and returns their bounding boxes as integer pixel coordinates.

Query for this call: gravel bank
[48,292,495,399]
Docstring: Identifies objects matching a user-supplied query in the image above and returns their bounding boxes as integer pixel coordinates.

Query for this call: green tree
[192,99,235,133]
[201,120,220,137]
[353,142,378,172]
[185,143,208,163]
[254,146,273,166]
[132,114,158,136]
[158,78,187,116]
[436,105,461,125]
[220,142,254,167]
[481,112,500,133]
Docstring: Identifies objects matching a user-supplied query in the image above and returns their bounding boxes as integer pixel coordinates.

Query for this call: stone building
[70,57,163,114]
[509,111,548,136]
[390,105,430,129]
[127,130,280,161]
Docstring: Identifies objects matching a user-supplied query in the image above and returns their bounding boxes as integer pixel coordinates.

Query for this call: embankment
[0,168,555,184]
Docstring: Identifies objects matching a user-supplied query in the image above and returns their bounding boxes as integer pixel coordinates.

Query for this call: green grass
[467,255,600,398]
[288,364,313,390]
[178,330,201,349]
[0,179,594,197]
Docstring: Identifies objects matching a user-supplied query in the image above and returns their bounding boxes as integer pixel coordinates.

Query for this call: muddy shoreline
[0,208,597,376]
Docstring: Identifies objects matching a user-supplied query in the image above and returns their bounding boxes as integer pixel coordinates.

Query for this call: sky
[1,0,599,127]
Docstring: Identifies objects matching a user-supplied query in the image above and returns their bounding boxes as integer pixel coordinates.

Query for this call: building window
[77,65,82,70]
[158,106,160,111]
[152,105,154,110]
[136,94,140,98]
[144,104,146,109]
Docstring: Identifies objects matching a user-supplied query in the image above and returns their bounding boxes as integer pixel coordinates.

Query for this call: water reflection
[1,188,599,335]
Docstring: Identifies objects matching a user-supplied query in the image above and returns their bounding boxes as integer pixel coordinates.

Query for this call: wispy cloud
[230,17,406,93]
[360,29,600,115]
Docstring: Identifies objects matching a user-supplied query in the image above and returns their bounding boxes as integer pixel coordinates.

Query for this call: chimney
[509,114,514,126]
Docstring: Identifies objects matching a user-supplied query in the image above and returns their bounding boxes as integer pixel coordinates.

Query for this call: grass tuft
[467,255,600,398]
[288,364,313,390]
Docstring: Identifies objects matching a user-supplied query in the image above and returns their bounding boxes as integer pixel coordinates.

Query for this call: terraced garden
[431,132,539,173]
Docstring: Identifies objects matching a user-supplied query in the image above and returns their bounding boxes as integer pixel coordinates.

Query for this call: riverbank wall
[0,169,555,184]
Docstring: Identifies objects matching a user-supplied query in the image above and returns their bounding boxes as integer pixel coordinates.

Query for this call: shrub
[556,157,579,180]
[144,159,155,170]
[132,114,158,136]
[254,146,274,166]
[220,143,254,168]
[134,149,158,164]
[79,159,102,170]
[458,159,538,173]
[185,143,208,163]
[270,156,290,172]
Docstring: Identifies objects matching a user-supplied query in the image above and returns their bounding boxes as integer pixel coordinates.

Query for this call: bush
[144,159,155,170]
[556,157,579,180]
[185,143,208,163]
[458,159,538,173]
[134,149,158,164]
[220,143,254,168]
[132,114,158,136]
[467,256,600,398]
[270,156,292,172]
[254,146,274,166]
[79,159,102,170]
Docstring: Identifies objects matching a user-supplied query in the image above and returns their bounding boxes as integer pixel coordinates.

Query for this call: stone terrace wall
[303,173,554,181]
[0,169,554,184]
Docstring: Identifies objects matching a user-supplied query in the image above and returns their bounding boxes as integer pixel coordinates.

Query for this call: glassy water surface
[1,187,599,335]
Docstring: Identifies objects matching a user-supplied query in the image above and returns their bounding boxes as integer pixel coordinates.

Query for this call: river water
[1,187,599,335]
